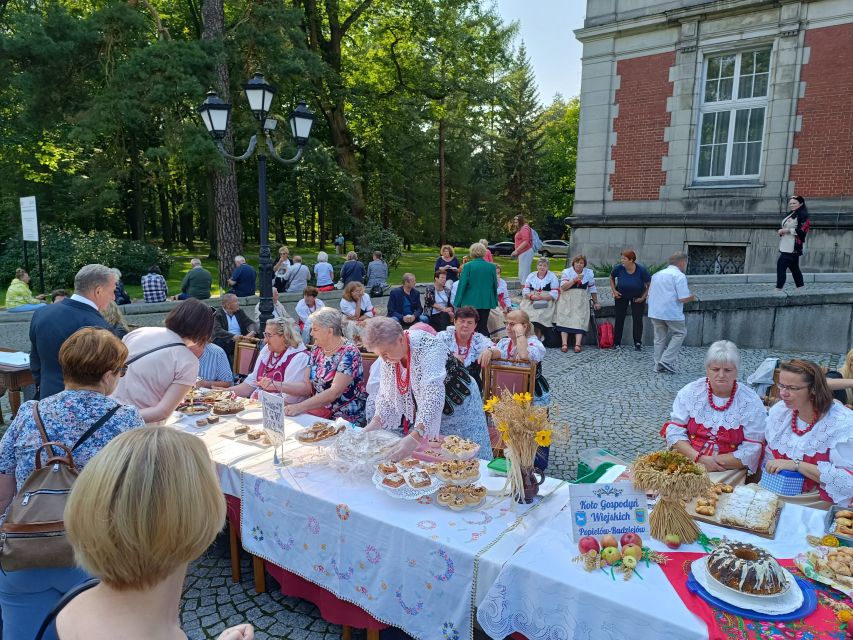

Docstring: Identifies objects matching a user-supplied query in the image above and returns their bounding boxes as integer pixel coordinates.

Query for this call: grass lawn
[0,242,530,306]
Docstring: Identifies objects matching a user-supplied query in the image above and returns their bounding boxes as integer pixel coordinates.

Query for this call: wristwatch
[794,459,801,472]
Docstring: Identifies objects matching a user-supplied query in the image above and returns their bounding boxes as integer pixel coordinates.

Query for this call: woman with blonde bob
[57,428,252,640]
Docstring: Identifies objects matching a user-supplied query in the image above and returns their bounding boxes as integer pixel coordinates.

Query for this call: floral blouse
[0,390,144,492]
[309,342,366,426]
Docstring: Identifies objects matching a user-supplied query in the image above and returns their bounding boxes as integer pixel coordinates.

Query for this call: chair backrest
[482,358,536,400]
[233,337,261,377]
[360,351,379,373]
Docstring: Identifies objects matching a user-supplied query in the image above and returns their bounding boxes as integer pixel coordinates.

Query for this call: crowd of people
[0,192,847,639]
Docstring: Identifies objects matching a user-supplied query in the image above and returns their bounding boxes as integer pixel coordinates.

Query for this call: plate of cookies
[415,436,480,462]
[373,460,440,499]
[435,484,487,511]
[795,546,853,598]
[434,459,480,485]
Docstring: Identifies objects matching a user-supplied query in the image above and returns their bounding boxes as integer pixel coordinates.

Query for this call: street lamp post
[198,73,314,329]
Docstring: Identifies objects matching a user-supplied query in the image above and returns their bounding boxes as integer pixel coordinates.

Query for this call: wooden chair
[360,350,378,373]
[481,358,537,458]
[233,337,262,380]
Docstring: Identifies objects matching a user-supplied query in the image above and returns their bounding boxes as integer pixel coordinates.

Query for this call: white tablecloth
[477,501,828,639]
[174,413,573,639]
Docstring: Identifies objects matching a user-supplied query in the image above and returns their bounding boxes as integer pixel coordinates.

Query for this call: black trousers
[613,297,645,346]
[777,252,804,288]
[476,309,491,337]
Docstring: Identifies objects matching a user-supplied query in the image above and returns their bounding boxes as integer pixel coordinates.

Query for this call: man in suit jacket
[212,293,257,362]
[387,273,427,329]
[29,264,116,399]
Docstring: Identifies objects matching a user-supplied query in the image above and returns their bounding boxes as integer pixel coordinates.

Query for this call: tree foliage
[0,0,580,274]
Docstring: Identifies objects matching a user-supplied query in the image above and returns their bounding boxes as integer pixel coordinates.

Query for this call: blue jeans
[0,566,90,640]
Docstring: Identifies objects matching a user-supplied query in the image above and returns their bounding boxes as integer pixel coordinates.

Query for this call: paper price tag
[568,483,649,541]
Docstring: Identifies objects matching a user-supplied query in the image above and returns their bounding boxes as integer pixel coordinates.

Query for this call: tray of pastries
[228,424,273,446]
[795,545,853,598]
[436,484,487,511]
[330,429,400,468]
[212,398,245,415]
[372,460,440,499]
[825,506,853,545]
[416,435,480,461]
[434,459,480,484]
[686,483,783,539]
[176,402,211,416]
[294,421,346,445]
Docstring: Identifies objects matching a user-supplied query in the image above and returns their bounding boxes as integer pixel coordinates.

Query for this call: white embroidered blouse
[373,330,448,438]
[559,267,597,293]
[437,327,494,368]
[764,401,853,505]
[522,272,559,300]
[495,336,546,363]
[663,377,767,472]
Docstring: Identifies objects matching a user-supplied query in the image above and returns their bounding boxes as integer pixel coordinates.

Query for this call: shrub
[0,226,173,291]
[353,219,403,270]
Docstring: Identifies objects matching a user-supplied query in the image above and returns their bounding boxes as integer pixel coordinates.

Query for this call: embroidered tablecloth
[239,447,571,640]
[478,500,829,639]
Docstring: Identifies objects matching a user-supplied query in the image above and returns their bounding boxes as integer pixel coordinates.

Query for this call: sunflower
[534,429,552,447]
[482,396,499,412]
[512,392,533,405]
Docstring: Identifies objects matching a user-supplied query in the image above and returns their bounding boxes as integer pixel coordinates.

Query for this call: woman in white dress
[661,341,766,485]
[763,359,853,509]
[493,309,551,468]
[518,258,558,339]
[362,318,491,462]
[339,281,375,343]
[554,254,600,353]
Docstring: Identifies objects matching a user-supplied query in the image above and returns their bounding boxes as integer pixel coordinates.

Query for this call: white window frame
[694,48,771,183]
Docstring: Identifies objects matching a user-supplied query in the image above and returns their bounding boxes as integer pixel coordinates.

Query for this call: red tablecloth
[658,551,847,640]
[224,495,388,632]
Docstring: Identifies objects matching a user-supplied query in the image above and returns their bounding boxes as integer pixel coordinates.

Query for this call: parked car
[538,239,570,258]
[488,241,515,256]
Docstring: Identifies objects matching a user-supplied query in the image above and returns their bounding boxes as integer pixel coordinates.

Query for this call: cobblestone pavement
[177,344,839,639]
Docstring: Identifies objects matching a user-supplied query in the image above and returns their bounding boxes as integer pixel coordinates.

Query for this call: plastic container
[576,448,626,480]
[572,462,616,484]
[825,505,853,547]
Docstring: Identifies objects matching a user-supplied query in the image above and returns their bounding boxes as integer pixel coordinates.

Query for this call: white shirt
[523,272,559,300]
[497,278,511,309]
[648,265,691,321]
[779,214,797,253]
[243,345,311,405]
[285,263,311,293]
[339,294,375,319]
[295,298,326,324]
[559,267,597,293]
[314,262,334,287]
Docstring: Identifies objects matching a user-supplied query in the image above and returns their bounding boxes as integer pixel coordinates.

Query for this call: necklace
[394,332,411,395]
[791,403,819,436]
[455,332,473,358]
[266,349,286,370]
[706,378,737,412]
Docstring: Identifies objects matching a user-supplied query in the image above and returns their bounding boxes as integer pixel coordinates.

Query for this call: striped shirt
[198,343,233,383]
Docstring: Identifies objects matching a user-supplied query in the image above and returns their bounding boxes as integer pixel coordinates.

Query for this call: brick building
[570,0,853,274]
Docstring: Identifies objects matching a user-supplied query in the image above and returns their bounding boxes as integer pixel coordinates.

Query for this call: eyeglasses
[775,383,809,392]
[263,332,279,338]
[114,366,128,377]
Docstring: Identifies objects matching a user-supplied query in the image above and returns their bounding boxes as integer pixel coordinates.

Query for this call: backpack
[597,322,615,349]
[530,228,543,253]
[0,402,119,572]
[370,284,384,298]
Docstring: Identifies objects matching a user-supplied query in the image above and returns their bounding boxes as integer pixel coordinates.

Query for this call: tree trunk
[309,186,317,245]
[158,168,173,248]
[317,192,326,250]
[292,172,302,246]
[438,117,447,246]
[202,0,242,288]
[130,154,145,241]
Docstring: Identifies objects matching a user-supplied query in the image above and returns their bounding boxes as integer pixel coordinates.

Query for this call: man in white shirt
[284,256,311,294]
[647,252,696,374]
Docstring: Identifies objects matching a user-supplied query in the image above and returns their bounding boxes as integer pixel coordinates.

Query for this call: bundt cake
[707,541,787,595]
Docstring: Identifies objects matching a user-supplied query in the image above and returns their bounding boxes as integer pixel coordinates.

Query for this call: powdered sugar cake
[719,485,779,533]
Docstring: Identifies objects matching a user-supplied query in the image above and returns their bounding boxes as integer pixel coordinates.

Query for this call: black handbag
[443,354,473,416]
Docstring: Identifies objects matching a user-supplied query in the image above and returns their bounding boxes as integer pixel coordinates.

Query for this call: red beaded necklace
[791,403,819,436]
[454,331,473,357]
[394,332,411,395]
[706,378,737,412]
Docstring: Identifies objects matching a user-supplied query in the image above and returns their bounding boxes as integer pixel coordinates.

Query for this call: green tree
[538,95,579,238]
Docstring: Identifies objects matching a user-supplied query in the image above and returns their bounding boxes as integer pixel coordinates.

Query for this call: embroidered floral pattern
[307,516,320,534]
[432,549,455,582]
[330,559,354,580]
[365,545,382,564]
[395,586,424,616]
[416,495,433,505]
[418,520,437,530]
[442,622,461,640]
[251,526,264,542]
[273,529,294,551]
[336,503,350,520]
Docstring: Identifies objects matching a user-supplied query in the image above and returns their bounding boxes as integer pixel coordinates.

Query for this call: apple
[622,544,643,561]
[623,555,638,570]
[578,536,600,555]
[601,534,618,549]
[620,533,643,548]
[664,534,682,549]
[600,546,622,565]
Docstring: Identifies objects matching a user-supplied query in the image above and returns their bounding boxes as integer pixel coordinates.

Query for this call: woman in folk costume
[661,340,766,485]
[553,254,600,353]
[518,257,559,340]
